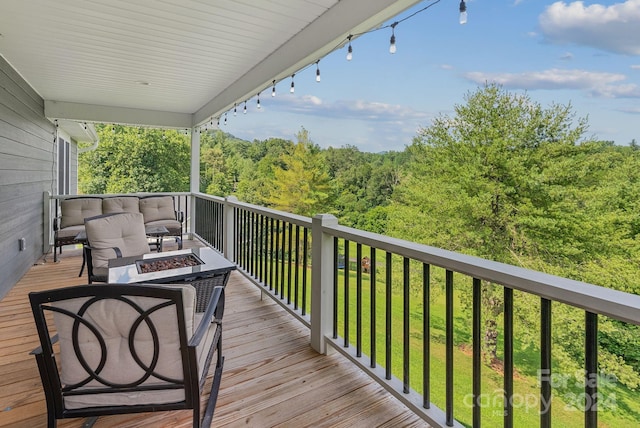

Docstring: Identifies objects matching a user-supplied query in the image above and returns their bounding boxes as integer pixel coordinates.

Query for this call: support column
[223,196,238,261]
[189,128,200,237]
[310,214,338,354]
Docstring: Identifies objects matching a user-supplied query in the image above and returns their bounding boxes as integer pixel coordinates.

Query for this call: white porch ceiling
[0,0,423,129]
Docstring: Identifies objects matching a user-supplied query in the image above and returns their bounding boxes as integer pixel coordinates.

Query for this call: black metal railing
[194,195,224,252]
[230,202,312,320]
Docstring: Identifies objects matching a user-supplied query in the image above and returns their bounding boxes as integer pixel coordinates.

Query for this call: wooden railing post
[310,214,338,354]
[223,196,237,261]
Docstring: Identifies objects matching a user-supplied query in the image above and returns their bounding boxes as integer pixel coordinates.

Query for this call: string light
[198,0,456,129]
[389,22,397,54]
[459,0,467,24]
[243,101,247,114]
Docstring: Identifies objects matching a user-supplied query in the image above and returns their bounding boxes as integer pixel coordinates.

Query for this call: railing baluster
[371,248,377,369]
[504,287,513,428]
[258,214,264,283]
[344,239,350,347]
[356,243,362,357]
[541,298,552,428]
[473,278,481,426]
[287,222,293,304]
[280,221,286,299]
[294,225,300,310]
[268,217,274,291]
[274,219,280,294]
[302,227,308,316]
[403,257,410,394]
[333,236,339,339]
[249,211,255,277]
[446,269,454,426]
[585,311,598,428]
[423,263,431,409]
[385,251,392,380]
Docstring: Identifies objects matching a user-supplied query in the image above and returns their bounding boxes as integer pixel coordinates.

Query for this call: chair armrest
[53,216,60,232]
[85,245,123,258]
[189,286,224,348]
[176,210,184,223]
[30,333,59,355]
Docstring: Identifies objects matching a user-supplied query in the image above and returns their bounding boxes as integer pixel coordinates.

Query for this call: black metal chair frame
[29,283,225,428]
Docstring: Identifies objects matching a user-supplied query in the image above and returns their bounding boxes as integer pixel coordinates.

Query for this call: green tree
[267,128,332,217]
[79,125,190,193]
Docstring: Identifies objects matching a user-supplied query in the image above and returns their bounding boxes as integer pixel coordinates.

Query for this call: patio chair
[139,195,184,250]
[84,212,151,283]
[29,283,225,428]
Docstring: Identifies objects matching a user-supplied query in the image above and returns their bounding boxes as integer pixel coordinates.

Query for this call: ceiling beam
[192,0,424,126]
[45,100,192,129]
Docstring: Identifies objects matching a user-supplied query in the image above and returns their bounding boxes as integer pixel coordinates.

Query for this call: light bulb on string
[257,93,261,109]
[459,0,467,24]
[389,23,397,54]
[346,35,353,61]
[233,103,237,116]
[272,80,276,97]
[217,118,220,127]
[315,61,321,82]
[224,113,228,125]
[290,74,295,93]
[243,101,247,114]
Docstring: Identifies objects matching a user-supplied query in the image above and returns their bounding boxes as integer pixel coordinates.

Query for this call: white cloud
[632,64,640,69]
[271,94,432,123]
[560,52,574,60]
[539,0,640,55]
[463,68,640,98]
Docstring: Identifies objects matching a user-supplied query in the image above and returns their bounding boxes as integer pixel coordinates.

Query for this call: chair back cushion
[139,196,176,223]
[85,213,150,269]
[102,196,140,215]
[60,198,103,229]
[52,284,197,409]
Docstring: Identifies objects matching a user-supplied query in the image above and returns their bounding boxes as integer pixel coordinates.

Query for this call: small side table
[145,225,169,252]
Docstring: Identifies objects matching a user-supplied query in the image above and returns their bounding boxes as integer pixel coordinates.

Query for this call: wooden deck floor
[0,240,427,428]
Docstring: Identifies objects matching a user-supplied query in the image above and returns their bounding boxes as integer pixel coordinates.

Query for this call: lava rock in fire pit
[138,254,202,273]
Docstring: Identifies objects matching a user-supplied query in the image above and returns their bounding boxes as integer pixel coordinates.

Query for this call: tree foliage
[388,84,639,387]
[79,125,190,193]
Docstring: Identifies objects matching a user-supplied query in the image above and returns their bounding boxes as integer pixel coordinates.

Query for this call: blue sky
[220,0,640,152]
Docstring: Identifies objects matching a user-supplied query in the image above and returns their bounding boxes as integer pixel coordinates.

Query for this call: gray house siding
[0,56,56,299]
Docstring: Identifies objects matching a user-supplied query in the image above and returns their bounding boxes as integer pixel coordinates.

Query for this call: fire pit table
[108,247,236,311]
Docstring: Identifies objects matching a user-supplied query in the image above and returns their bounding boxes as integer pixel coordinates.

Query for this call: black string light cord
[206,0,465,129]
